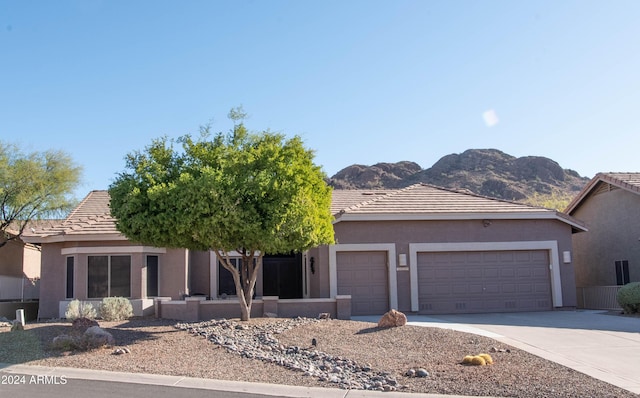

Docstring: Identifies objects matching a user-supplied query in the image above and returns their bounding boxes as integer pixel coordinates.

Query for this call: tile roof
[335,184,551,215]
[565,172,640,214]
[26,184,586,243]
[24,190,122,241]
[333,184,586,231]
[330,189,398,215]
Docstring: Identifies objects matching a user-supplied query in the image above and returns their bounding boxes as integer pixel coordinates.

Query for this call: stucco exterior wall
[39,242,65,318]
[571,188,640,286]
[0,239,27,277]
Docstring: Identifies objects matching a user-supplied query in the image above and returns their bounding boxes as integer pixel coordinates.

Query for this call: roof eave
[22,233,129,244]
[334,211,570,222]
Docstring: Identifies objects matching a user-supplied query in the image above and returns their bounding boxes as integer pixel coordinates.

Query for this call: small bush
[100,297,133,321]
[617,282,640,314]
[65,300,97,321]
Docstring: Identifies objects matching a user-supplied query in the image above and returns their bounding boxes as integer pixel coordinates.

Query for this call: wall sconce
[482,219,492,228]
[310,257,315,274]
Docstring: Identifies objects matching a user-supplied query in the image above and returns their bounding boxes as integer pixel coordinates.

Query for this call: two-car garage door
[417,250,552,314]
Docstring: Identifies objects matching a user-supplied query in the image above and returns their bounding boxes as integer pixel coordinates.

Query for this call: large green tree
[0,142,82,248]
[109,119,334,321]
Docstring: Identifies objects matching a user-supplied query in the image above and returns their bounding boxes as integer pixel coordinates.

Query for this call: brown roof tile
[27,190,121,239]
[27,184,586,242]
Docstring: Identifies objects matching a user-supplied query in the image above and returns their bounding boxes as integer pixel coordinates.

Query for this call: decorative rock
[175,317,404,391]
[10,321,24,332]
[377,309,407,328]
[82,326,115,349]
[72,317,99,334]
[317,313,331,319]
[406,368,416,377]
[416,368,429,377]
[264,312,278,318]
[113,347,131,355]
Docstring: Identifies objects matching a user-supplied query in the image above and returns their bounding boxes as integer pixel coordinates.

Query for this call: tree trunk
[214,249,262,322]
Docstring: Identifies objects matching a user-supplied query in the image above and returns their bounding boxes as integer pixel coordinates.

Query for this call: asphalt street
[0,373,276,398]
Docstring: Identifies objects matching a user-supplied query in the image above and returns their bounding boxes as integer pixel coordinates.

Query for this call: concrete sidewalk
[0,363,487,398]
[354,310,640,394]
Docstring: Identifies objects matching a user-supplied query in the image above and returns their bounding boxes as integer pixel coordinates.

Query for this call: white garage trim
[409,241,562,312]
[61,246,167,255]
[329,244,398,311]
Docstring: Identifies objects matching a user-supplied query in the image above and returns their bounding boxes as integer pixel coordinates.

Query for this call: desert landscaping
[0,315,636,398]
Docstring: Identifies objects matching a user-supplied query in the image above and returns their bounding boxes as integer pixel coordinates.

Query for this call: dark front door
[262,253,303,299]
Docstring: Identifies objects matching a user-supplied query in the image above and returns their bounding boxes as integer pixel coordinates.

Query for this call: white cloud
[482,109,499,127]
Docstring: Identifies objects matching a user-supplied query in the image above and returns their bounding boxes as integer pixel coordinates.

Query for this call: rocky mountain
[327,149,589,201]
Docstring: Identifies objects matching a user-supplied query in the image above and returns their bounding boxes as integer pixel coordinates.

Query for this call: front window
[66,256,74,299]
[88,255,131,298]
[615,260,630,285]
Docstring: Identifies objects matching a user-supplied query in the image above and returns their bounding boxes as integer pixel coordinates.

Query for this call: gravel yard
[0,316,635,397]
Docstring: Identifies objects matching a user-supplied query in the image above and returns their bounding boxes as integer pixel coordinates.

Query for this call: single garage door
[337,251,388,315]
[417,250,552,314]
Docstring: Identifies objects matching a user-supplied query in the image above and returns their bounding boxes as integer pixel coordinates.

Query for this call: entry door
[262,253,303,299]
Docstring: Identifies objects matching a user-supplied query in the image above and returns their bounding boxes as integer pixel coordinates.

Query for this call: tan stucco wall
[321,218,577,311]
[0,239,27,277]
[571,188,640,286]
[22,245,42,279]
[39,242,65,318]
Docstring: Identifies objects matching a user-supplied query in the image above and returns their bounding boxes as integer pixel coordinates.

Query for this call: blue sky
[1,1,639,199]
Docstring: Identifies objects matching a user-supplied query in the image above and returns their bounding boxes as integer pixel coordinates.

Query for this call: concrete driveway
[353,310,640,394]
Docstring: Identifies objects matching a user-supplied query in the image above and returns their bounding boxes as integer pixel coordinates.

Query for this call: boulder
[52,334,78,351]
[377,309,407,328]
[71,317,99,334]
[82,326,115,349]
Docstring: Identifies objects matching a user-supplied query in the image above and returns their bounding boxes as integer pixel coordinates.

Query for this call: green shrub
[617,282,640,314]
[65,300,97,320]
[100,297,133,321]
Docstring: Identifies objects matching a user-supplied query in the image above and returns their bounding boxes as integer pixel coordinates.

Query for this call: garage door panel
[418,250,552,314]
[337,251,388,316]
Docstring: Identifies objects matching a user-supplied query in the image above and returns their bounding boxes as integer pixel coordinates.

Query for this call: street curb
[0,363,485,398]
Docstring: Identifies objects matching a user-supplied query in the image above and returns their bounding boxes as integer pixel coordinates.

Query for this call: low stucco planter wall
[155,295,352,322]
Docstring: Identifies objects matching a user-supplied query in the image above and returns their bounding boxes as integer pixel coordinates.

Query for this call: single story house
[24,184,586,320]
[565,173,640,308]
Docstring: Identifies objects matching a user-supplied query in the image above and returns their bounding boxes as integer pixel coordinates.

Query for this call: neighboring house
[565,173,640,308]
[0,221,57,301]
[25,185,585,319]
